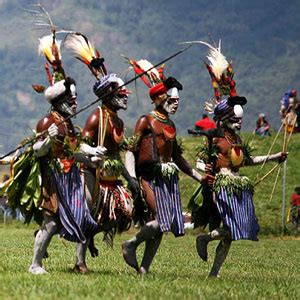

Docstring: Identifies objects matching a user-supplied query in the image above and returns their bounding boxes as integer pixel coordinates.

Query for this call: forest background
[0,0,299,153]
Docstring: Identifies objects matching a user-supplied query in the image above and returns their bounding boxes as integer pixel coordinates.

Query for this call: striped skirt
[149,175,184,237]
[215,187,259,241]
[52,165,98,243]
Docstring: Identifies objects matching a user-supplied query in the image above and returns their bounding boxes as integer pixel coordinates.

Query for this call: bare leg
[139,232,163,274]
[73,239,89,274]
[28,215,59,274]
[196,228,230,261]
[81,169,99,259]
[208,238,232,278]
[122,220,161,272]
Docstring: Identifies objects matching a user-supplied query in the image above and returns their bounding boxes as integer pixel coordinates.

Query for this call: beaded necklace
[150,110,170,123]
[224,130,240,146]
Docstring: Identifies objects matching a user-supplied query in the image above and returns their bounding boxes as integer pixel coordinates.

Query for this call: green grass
[0,224,300,299]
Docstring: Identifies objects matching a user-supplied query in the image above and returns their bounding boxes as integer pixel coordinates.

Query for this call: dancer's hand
[205,163,213,174]
[93,146,107,156]
[274,151,288,163]
[201,174,215,186]
[80,143,107,157]
[48,123,59,139]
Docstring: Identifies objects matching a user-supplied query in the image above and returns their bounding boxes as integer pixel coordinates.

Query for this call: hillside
[0,0,300,153]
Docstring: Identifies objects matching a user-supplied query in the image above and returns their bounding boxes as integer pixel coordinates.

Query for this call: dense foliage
[0,0,300,154]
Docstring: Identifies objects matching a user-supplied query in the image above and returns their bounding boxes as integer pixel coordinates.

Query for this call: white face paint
[227,105,243,131]
[110,78,128,111]
[162,96,179,115]
[55,83,78,117]
[160,87,180,115]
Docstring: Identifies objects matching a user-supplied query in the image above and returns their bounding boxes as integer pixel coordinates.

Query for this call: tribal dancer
[121,59,211,274]
[28,31,106,275]
[65,33,137,273]
[187,40,287,277]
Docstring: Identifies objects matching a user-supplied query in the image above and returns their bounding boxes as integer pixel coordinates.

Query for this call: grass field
[0,224,300,299]
[1,132,300,299]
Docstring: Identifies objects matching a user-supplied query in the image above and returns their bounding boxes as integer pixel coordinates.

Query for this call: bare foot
[122,241,139,271]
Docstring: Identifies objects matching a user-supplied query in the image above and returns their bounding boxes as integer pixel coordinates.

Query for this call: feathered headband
[64,32,132,99]
[38,33,65,85]
[124,58,182,103]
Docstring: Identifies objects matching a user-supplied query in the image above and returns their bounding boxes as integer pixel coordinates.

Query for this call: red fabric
[194,117,216,130]
[149,83,168,101]
[291,193,300,206]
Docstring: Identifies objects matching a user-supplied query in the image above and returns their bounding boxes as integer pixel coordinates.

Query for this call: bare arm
[174,155,204,183]
[125,151,137,179]
[247,152,288,166]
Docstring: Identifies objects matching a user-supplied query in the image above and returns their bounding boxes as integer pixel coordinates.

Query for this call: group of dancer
[0,9,288,278]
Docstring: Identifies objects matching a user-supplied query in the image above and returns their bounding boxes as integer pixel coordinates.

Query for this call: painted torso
[135,113,177,163]
[36,111,77,159]
[82,106,124,157]
[214,129,244,172]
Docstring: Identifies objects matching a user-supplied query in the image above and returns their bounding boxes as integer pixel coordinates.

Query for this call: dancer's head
[93,74,130,111]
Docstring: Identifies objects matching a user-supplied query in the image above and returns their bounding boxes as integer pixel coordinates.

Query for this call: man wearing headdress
[64,33,137,273]
[28,34,105,275]
[121,59,211,275]
[189,40,288,277]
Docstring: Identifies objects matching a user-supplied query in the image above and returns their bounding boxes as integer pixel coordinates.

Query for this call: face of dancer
[226,105,243,131]
[162,96,179,115]
[55,83,77,117]
[110,79,129,111]
[161,88,180,115]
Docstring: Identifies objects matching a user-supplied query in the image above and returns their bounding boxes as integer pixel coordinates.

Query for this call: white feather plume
[204,98,218,113]
[180,40,229,80]
[64,33,97,64]
[135,59,160,83]
[38,34,62,62]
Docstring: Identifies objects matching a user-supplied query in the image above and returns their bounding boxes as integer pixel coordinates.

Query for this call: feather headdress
[181,40,236,101]
[38,33,65,85]
[28,2,67,91]
[124,56,182,103]
[181,39,246,119]
[64,32,107,79]
[126,58,164,88]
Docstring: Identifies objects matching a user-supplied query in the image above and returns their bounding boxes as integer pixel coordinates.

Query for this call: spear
[0,45,192,160]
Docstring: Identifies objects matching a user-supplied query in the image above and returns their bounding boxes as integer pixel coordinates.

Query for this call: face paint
[110,78,130,110]
[110,92,128,110]
[162,96,179,115]
[226,105,243,131]
[55,83,77,117]
[227,117,242,131]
